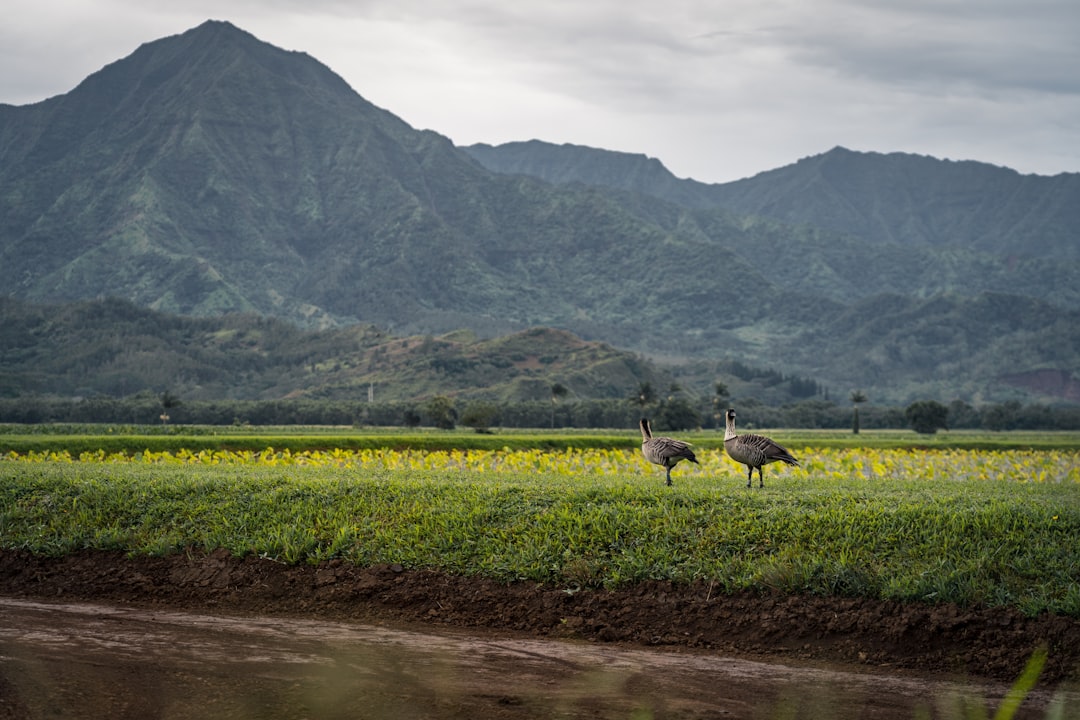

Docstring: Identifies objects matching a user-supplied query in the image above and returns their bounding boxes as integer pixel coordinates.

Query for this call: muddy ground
[1,549,1078,718]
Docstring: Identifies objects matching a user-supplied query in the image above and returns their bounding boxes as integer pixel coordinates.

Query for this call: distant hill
[779,292,1080,404]
[0,297,667,403]
[465,141,1080,260]
[1,21,1078,405]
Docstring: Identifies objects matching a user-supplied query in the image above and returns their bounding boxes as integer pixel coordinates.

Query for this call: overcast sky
[3,0,1078,183]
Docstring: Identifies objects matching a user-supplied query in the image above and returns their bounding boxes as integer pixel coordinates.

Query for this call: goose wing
[644,436,699,464]
[746,433,799,465]
[726,433,799,466]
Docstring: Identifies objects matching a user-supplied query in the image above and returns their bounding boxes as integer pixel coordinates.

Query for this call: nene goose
[723,408,799,488]
[639,418,699,486]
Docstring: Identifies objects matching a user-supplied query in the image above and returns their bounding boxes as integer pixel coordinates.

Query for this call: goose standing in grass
[723,408,799,488]
[639,418,699,486]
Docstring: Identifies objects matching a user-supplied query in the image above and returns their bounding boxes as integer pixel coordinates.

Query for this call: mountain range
[464,140,1080,260]
[1,20,1077,406]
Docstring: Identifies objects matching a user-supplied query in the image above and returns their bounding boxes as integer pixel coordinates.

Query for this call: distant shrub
[905,400,949,434]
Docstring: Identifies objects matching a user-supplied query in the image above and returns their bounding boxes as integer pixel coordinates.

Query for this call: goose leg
[745,466,752,488]
[666,467,673,486]
[758,468,764,489]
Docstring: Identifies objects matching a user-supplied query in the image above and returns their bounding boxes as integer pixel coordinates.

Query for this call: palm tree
[550,382,568,428]
[850,390,867,434]
[712,381,730,429]
[159,390,181,426]
[634,381,656,412]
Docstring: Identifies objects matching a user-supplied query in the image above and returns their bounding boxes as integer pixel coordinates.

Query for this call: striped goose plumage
[639,418,699,486]
[723,408,799,488]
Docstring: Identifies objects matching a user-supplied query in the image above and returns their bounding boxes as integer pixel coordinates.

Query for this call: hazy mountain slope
[712,147,1080,260]
[700,214,1080,310]
[781,292,1080,402]
[465,142,1080,261]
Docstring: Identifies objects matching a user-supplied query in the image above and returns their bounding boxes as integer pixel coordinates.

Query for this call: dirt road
[1,549,1078,719]
[3,598,1073,720]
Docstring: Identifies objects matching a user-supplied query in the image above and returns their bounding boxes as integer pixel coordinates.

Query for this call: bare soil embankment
[2,549,1077,683]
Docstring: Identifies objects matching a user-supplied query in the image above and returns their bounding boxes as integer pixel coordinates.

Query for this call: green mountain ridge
[464,141,1080,259]
[1,21,1078,405]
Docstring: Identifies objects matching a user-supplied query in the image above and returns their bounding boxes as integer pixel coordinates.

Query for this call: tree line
[1,393,1078,432]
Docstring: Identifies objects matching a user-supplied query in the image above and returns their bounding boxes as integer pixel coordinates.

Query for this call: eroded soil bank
[0,549,1078,719]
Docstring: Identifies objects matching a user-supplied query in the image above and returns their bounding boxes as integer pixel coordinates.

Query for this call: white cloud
[2,0,1078,182]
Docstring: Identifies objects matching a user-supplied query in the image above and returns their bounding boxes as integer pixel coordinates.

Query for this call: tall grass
[2,448,1077,617]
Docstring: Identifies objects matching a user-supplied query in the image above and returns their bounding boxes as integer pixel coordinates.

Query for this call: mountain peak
[47,17,373,138]
[169,19,297,61]
[191,18,246,34]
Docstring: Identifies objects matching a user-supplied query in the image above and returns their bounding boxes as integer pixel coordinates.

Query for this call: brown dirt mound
[1,549,1077,683]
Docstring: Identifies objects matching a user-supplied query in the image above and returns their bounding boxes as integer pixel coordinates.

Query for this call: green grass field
[3,429,1078,618]
[3,424,1079,455]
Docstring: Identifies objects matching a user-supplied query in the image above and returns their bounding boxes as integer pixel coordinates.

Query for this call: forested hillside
[1,21,1077,405]
[0,298,665,403]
